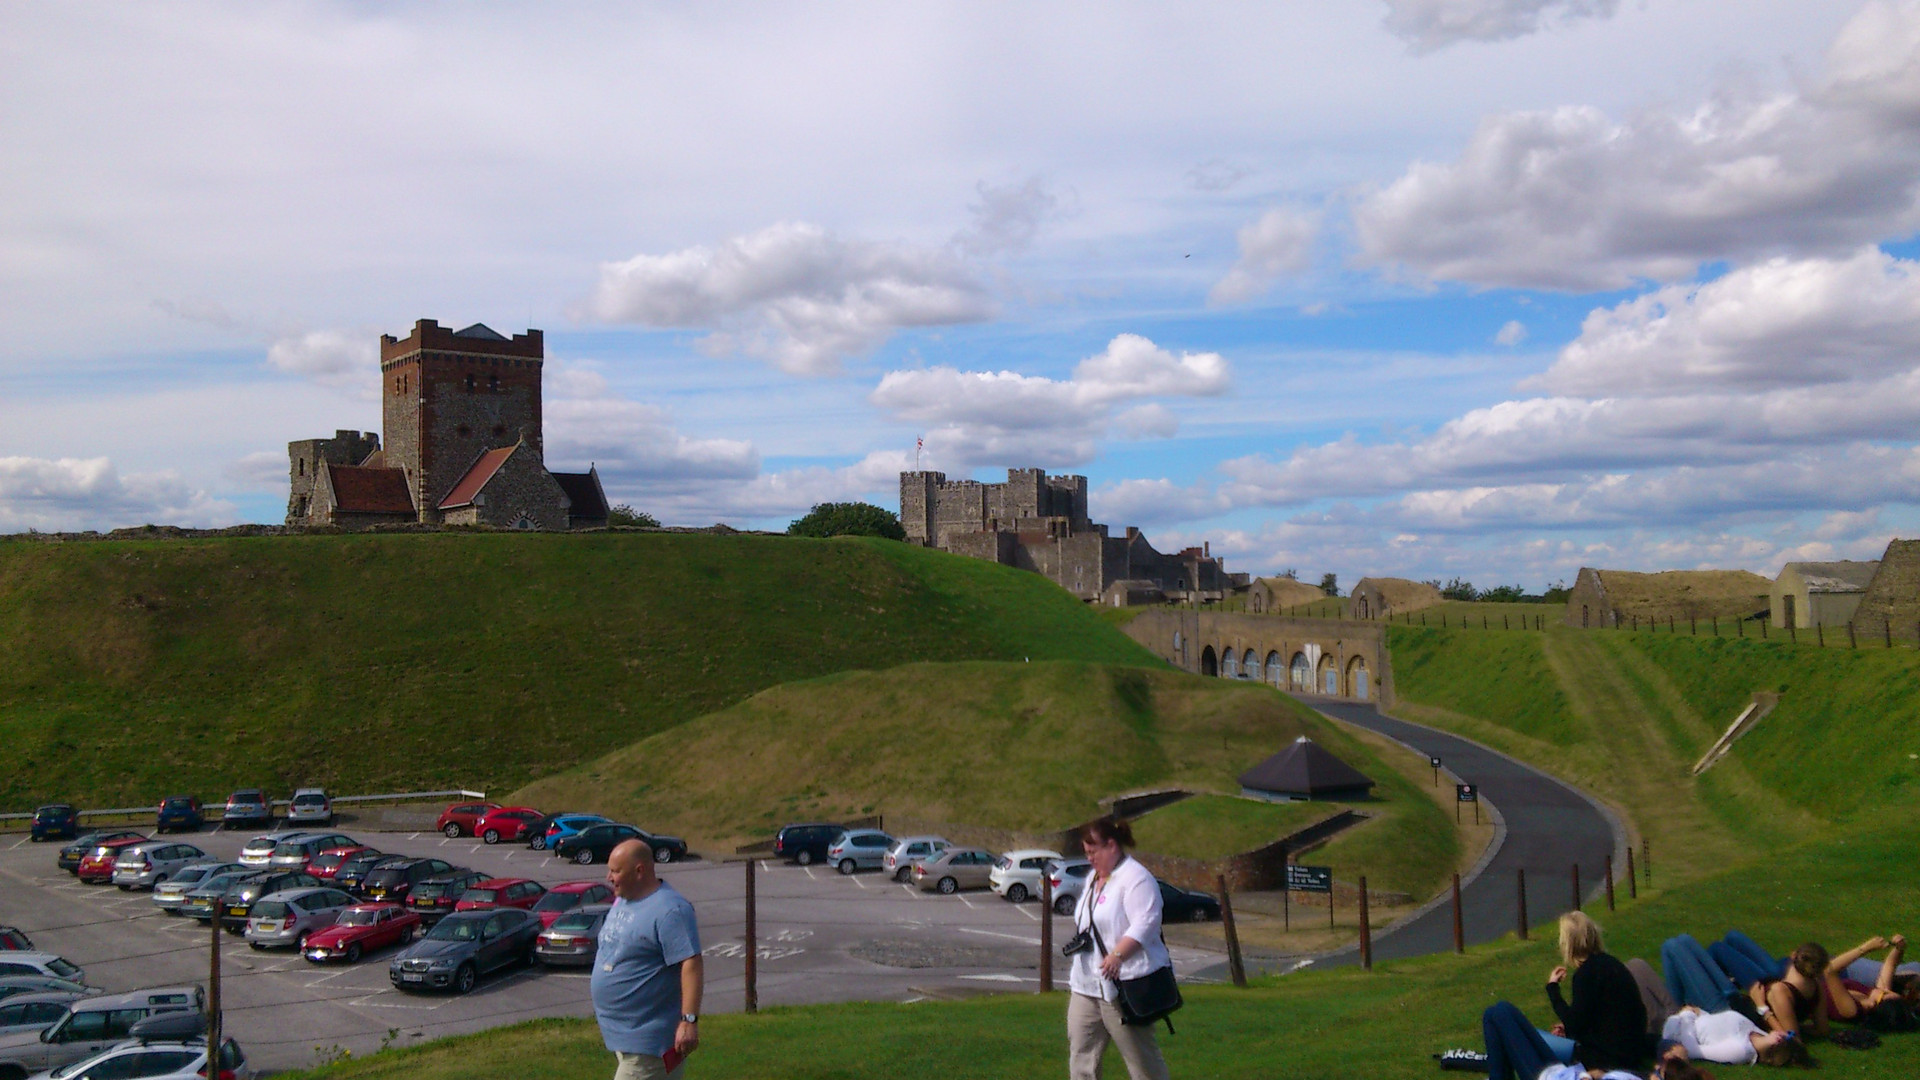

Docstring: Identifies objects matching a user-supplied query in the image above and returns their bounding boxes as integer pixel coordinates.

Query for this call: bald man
[591,838,703,1080]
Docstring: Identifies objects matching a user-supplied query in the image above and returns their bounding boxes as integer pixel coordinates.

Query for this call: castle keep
[900,468,1239,603]
[287,319,608,530]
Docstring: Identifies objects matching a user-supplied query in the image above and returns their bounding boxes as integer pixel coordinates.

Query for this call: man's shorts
[613,1051,685,1080]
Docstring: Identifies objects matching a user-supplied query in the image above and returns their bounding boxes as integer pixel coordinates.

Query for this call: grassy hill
[510,661,1457,897]
[0,533,1160,810]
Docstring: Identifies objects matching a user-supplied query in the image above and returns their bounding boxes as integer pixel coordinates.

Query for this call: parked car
[268,832,358,870]
[1047,858,1093,915]
[404,870,487,925]
[454,877,546,913]
[29,806,78,843]
[57,831,142,874]
[359,857,456,904]
[474,806,545,845]
[530,880,614,927]
[553,824,685,866]
[307,845,378,881]
[883,836,950,882]
[0,929,30,952]
[0,978,95,1005]
[284,788,334,827]
[432,801,500,839]
[178,871,263,923]
[0,991,83,1038]
[219,870,323,933]
[825,829,895,875]
[109,842,208,891]
[244,887,357,950]
[221,790,272,830]
[151,861,246,914]
[0,985,201,1078]
[535,813,610,851]
[303,903,423,964]
[333,852,409,895]
[389,909,540,994]
[989,848,1065,904]
[534,903,611,967]
[913,847,997,894]
[154,795,204,834]
[772,823,845,866]
[1158,880,1221,923]
[76,837,148,884]
[17,1027,253,1080]
[0,955,83,983]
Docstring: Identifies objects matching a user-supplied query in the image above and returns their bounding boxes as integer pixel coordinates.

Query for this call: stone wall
[440,445,571,531]
[380,319,545,518]
[1851,540,1920,639]
[286,431,379,525]
[1121,609,1394,707]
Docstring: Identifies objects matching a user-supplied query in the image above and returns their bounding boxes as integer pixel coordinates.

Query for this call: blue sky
[6,1,1920,590]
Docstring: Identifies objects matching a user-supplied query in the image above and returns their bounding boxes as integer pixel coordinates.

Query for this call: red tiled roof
[327,466,414,514]
[438,446,517,510]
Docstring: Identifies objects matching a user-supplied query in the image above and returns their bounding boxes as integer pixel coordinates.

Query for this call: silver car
[534,903,610,968]
[267,832,357,869]
[0,955,83,984]
[0,992,83,1038]
[237,831,308,868]
[824,830,894,875]
[109,842,207,891]
[0,985,200,1078]
[151,862,247,913]
[882,836,950,882]
[244,887,356,950]
[285,788,334,827]
[1046,858,1094,916]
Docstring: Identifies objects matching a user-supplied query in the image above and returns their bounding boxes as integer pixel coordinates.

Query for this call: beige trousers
[1068,991,1170,1080]
[612,1051,685,1080]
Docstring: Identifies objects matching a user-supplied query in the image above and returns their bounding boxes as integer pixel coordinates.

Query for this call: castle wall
[286,430,379,526]
[441,447,571,531]
[380,320,544,519]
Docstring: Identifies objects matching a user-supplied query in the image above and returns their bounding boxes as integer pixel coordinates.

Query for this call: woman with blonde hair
[1545,912,1650,1074]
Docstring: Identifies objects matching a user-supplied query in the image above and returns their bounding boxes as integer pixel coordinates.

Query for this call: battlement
[380,319,543,367]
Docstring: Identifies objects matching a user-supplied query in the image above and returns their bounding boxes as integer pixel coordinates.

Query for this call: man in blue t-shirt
[591,838,704,1080]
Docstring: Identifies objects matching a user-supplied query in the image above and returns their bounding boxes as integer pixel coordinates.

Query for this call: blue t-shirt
[590,883,701,1056]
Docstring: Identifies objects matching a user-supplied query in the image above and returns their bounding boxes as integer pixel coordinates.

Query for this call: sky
[5,0,1920,591]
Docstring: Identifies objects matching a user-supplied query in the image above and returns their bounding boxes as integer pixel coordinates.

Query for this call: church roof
[550,469,609,520]
[326,465,414,514]
[1238,736,1375,797]
[453,323,509,341]
[438,446,518,510]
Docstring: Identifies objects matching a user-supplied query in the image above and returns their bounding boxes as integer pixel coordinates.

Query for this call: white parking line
[1016,906,1040,922]
[9,837,29,850]
[850,875,869,891]
[956,927,1040,946]
[802,865,817,881]
[957,895,976,909]
[958,973,1032,983]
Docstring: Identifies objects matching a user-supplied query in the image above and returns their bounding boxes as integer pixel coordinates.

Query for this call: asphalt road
[0,827,1222,1074]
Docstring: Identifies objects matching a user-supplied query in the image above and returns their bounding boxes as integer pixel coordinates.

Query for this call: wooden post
[1358,876,1372,971]
[1737,617,1743,638]
[1626,846,1637,899]
[1887,622,1894,649]
[1517,869,1528,940]
[1690,617,1696,635]
[1643,839,1651,886]
[1218,874,1246,988]
[1711,616,1717,636]
[1504,615,1509,629]
[1761,617,1767,639]
[1669,615,1675,633]
[1605,855,1615,912]
[1572,863,1581,911]
[744,858,758,1014]
[208,902,222,1072]
[1817,623,1824,647]
[1039,870,1054,993]
[1451,873,1464,954]
[1848,622,1856,649]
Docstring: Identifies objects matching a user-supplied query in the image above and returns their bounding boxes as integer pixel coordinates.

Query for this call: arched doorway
[1319,655,1339,695]
[1221,648,1239,678]
[1348,657,1370,701]
[1265,651,1283,688]
[1290,652,1310,689]
[1200,646,1217,677]
[1242,649,1260,682]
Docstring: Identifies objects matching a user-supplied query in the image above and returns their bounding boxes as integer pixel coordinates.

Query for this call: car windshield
[174,866,215,884]
[293,794,326,806]
[310,852,348,870]
[549,911,601,933]
[163,798,193,810]
[460,888,498,904]
[271,841,310,857]
[427,919,482,942]
[530,892,575,912]
[364,868,407,887]
[338,909,379,927]
[46,959,79,979]
[411,881,454,901]
[251,901,289,920]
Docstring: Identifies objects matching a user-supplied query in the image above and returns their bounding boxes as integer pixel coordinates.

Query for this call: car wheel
[1006,883,1029,904]
[296,931,311,951]
[795,850,813,866]
[937,877,959,895]
[654,847,673,864]
[345,941,362,963]
[573,848,596,866]
[530,835,547,851]
[443,823,463,839]
[837,859,856,876]
[454,963,477,994]
[402,925,417,944]
[249,941,263,951]
[1054,894,1076,916]
[482,829,500,845]
[894,867,911,883]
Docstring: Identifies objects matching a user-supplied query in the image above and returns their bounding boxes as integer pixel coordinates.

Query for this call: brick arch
[1265,651,1284,688]
[1242,649,1260,682]
[1346,655,1371,701]
[1200,645,1218,677]
[1220,647,1239,678]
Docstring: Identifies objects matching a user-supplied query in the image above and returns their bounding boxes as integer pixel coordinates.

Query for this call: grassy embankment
[0,533,1159,810]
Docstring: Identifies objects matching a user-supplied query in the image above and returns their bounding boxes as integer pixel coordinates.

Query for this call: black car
[56,830,143,873]
[155,796,204,834]
[219,870,322,932]
[404,870,486,925]
[1158,881,1220,923]
[389,908,540,994]
[359,858,456,904]
[554,823,687,866]
[30,805,78,843]
[773,823,846,866]
[333,852,406,895]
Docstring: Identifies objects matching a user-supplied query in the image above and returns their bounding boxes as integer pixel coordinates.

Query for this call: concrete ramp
[1691,692,1780,776]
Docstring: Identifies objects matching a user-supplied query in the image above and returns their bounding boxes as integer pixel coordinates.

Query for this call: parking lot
[1,827,1223,1073]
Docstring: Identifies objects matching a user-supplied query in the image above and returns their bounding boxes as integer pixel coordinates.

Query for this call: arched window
[1242,650,1260,682]
[1265,651,1283,687]
[1291,653,1310,688]
[1221,649,1238,678]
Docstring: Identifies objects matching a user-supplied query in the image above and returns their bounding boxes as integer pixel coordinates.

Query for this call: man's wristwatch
[681,1013,699,1025]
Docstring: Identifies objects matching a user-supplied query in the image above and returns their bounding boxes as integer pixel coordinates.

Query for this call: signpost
[1456,783,1479,825]
[1429,755,1442,787]
[1286,863,1334,931]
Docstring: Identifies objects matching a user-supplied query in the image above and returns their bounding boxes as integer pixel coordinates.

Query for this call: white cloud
[226,451,286,490]
[581,222,995,376]
[1494,319,1527,346]
[1187,159,1253,193]
[1113,404,1179,440]
[1382,0,1620,53]
[0,456,236,533]
[1209,208,1319,305]
[265,329,378,393]
[628,450,913,527]
[953,176,1067,257]
[1092,477,1229,527]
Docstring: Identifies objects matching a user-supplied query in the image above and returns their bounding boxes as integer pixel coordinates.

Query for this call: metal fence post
[744,858,758,1014]
[1517,869,1528,940]
[1358,876,1372,971]
[1572,863,1581,911]
[1218,874,1246,988]
[1040,872,1054,993]
[1605,855,1615,912]
[1626,846,1637,900]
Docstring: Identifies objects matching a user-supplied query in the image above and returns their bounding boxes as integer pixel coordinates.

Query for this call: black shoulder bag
[1089,916,1183,1032]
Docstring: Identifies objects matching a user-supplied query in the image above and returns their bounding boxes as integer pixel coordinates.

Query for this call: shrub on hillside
[788,502,905,540]
[608,504,660,527]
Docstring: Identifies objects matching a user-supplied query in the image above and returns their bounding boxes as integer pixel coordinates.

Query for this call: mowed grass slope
[0,533,1160,809]
[512,661,1458,897]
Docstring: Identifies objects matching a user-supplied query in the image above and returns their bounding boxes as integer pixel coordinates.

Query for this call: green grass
[1386,626,1579,745]
[280,807,1920,1080]
[0,533,1159,809]
[1129,794,1331,861]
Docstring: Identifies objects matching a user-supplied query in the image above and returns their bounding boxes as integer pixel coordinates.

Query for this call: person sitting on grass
[1824,935,1920,1030]
[1747,944,1830,1041]
[1480,1001,1641,1080]
[1547,912,1651,1075]
[1660,1006,1813,1067]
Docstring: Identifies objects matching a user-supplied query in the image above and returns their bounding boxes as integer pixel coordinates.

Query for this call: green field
[0,533,1158,809]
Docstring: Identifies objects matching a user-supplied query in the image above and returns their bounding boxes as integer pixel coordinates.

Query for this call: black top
[1547,951,1649,1071]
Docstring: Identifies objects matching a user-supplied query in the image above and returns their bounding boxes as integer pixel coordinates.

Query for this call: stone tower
[380,319,544,520]
[285,430,380,525]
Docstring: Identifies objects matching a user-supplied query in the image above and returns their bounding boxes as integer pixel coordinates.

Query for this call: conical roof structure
[1237,735,1375,800]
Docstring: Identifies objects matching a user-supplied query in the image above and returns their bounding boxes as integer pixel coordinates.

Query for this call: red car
[453,877,547,913]
[530,880,615,927]
[0,926,33,951]
[302,903,422,963]
[77,836,148,883]
[308,845,379,880]
[474,806,545,845]
[434,801,500,839]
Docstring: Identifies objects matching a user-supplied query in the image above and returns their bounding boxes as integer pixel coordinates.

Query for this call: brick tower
[380,319,545,520]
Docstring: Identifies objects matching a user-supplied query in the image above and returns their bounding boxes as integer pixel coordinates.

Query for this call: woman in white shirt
[1660,1006,1811,1067]
[1067,816,1173,1080]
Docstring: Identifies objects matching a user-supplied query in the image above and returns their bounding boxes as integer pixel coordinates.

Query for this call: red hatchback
[433,801,500,839]
[308,845,379,880]
[530,880,615,927]
[453,877,547,913]
[303,903,422,964]
[77,836,147,883]
[474,806,545,845]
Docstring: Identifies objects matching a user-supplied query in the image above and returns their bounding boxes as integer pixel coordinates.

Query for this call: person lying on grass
[1659,1006,1813,1067]
[1747,944,1830,1041]
[1824,934,1920,1031]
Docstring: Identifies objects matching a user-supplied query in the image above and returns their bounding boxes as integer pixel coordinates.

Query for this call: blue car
[30,805,78,843]
[156,796,204,834]
[536,814,609,852]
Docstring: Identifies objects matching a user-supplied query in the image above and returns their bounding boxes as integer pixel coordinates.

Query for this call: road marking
[850,875,869,891]
[957,927,1041,946]
[8,837,29,850]
[957,894,976,909]
[958,973,1031,982]
[802,866,816,881]
[1016,906,1039,922]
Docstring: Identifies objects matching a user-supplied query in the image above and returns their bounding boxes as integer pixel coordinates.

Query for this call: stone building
[1770,560,1879,629]
[1845,539,1920,639]
[1565,567,1770,628]
[286,319,607,530]
[899,467,1241,603]
[1349,577,1443,620]
[1247,576,1326,614]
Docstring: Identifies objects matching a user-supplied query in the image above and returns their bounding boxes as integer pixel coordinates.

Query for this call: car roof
[472,877,535,888]
[257,887,340,903]
[1000,848,1064,859]
[0,990,84,1006]
[435,909,493,924]
[292,787,328,795]
[229,789,266,798]
[36,804,75,812]
[76,986,201,1011]
[548,880,605,894]
[485,805,541,814]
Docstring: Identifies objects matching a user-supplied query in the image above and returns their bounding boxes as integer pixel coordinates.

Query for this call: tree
[1279,568,1298,580]
[1542,580,1572,604]
[1480,584,1527,603]
[608,504,659,528]
[788,502,905,540]
[1440,577,1478,601]
[1318,572,1339,597]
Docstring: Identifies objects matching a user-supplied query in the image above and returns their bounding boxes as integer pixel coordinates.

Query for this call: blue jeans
[1662,935,1737,1011]
[1711,930,1784,988]
[1483,1001,1575,1080]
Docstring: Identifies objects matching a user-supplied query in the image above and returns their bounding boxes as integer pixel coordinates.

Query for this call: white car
[989,848,1065,904]
[0,954,84,984]
[882,836,949,882]
[109,842,208,891]
[1045,858,1094,916]
[237,830,311,867]
[284,788,334,827]
[23,1035,253,1080]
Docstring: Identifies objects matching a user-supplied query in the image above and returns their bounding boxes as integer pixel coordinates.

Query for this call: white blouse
[1662,1008,1761,1064]
[1067,854,1171,1001]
